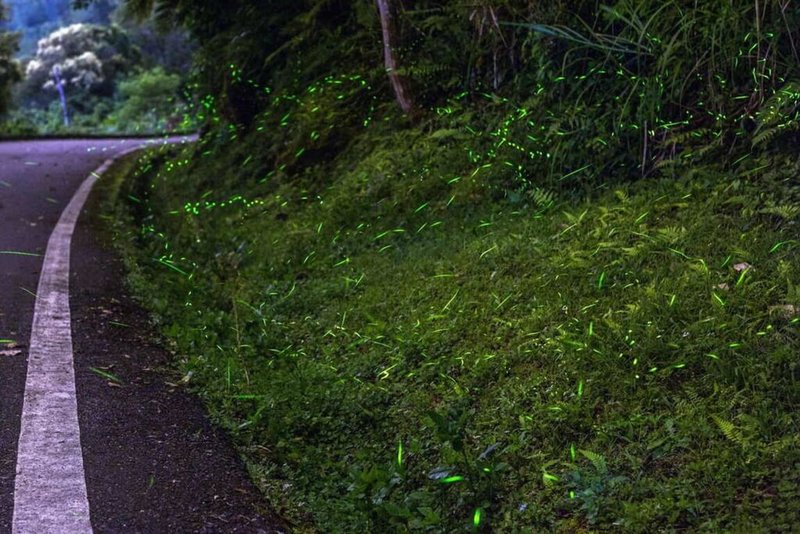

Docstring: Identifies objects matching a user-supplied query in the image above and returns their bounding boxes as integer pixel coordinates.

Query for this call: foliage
[106,82,800,530]
[0,0,21,116]
[5,15,194,135]
[92,0,800,531]
[23,23,136,103]
[109,66,183,131]
[119,23,191,74]
[76,2,799,135]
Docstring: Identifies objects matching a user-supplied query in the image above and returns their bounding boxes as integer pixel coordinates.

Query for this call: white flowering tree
[23,23,135,106]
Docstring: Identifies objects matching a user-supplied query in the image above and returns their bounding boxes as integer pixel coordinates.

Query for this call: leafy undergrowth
[105,115,800,532]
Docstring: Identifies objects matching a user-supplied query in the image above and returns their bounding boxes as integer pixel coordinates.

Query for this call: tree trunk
[375,0,417,117]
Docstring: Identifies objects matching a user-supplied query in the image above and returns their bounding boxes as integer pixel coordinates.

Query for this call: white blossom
[24,23,128,95]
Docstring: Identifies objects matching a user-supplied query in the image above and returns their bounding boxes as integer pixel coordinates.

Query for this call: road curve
[0,139,284,533]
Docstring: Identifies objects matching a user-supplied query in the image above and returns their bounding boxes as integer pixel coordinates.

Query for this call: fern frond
[712,415,745,445]
[578,449,608,475]
[759,204,800,221]
[528,187,555,211]
[752,81,800,147]
[655,225,686,244]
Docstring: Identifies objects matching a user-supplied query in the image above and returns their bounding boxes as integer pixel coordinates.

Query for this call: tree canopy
[0,1,21,115]
[71,1,800,132]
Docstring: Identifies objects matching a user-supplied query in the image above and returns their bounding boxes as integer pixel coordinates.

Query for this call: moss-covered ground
[101,113,800,531]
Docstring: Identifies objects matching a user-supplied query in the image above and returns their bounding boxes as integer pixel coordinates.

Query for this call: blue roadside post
[52,65,70,127]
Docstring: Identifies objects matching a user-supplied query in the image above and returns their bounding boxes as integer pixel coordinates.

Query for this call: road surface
[0,139,284,533]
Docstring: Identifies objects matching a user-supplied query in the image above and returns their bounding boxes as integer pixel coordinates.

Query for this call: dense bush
[111,93,800,532]
[110,66,185,131]
[0,0,21,116]
[94,1,799,185]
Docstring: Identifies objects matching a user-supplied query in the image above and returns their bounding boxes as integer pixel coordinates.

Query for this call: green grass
[104,111,800,532]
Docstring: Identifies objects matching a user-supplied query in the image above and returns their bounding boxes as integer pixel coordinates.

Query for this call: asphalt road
[0,139,284,533]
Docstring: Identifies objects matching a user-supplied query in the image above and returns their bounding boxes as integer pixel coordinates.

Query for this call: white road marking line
[12,137,193,533]
[11,160,107,534]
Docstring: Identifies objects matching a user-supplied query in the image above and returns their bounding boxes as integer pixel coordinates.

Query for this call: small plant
[563,449,628,525]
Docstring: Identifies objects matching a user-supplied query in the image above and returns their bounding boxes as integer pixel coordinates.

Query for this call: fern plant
[759,204,800,222]
[527,186,556,213]
[565,449,627,525]
[752,81,800,148]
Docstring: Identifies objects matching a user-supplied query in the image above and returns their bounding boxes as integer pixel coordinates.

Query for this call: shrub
[109,66,186,131]
[0,0,21,116]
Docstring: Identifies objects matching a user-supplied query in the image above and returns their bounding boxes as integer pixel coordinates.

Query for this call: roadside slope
[112,127,800,532]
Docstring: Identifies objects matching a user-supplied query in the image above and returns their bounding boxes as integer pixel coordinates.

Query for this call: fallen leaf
[0,349,22,357]
[733,262,752,272]
[768,304,798,318]
[89,367,123,383]
[717,283,730,290]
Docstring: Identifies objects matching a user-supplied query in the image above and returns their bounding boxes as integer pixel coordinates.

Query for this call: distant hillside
[2,0,120,57]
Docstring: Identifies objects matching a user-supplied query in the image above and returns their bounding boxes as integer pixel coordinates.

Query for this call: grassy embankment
[101,81,800,531]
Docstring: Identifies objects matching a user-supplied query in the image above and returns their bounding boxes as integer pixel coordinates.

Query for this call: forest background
[0,0,193,135]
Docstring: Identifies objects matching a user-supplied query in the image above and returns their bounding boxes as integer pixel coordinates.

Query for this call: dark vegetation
[0,2,21,115]
[95,0,800,531]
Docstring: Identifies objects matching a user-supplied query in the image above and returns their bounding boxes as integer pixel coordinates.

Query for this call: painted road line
[10,154,127,533]
[12,138,192,533]
[12,150,137,532]
[11,161,107,534]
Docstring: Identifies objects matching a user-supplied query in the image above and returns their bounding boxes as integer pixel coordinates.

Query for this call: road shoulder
[70,154,287,532]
